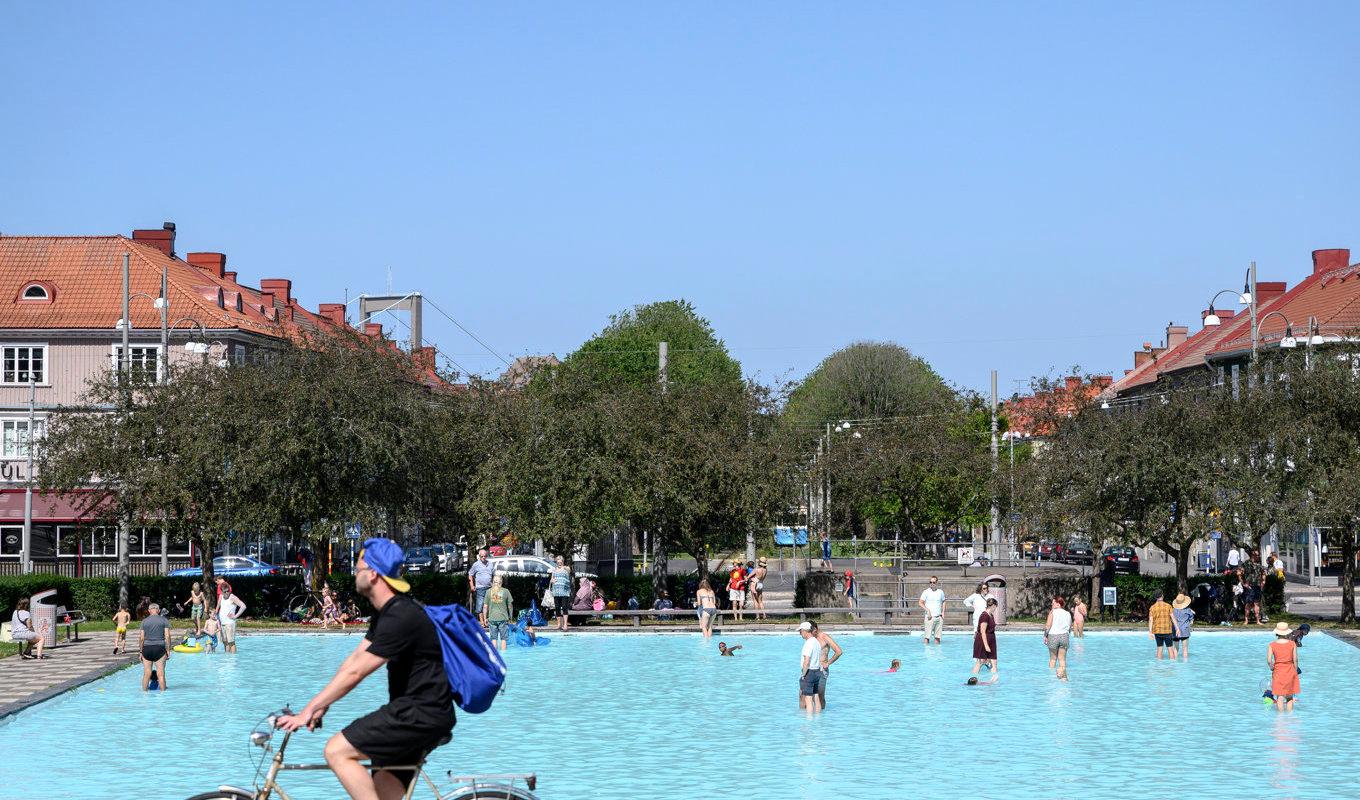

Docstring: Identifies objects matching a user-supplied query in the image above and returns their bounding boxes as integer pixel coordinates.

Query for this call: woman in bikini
[696,579,718,638]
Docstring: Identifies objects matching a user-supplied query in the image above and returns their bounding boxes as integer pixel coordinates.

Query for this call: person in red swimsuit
[727,564,747,622]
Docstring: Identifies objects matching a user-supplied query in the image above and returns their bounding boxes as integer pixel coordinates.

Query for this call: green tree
[562,299,743,390]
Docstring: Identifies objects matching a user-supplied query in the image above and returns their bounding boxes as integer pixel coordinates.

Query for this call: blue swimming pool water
[0,630,1351,800]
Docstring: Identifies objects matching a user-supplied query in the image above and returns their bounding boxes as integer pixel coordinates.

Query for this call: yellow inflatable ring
[172,643,203,653]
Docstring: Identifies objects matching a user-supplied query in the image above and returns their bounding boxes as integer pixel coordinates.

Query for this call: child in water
[885,659,901,673]
[718,642,742,656]
[112,606,131,655]
[202,616,220,653]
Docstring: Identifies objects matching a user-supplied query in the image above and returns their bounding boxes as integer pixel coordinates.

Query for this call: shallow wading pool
[0,630,1351,800]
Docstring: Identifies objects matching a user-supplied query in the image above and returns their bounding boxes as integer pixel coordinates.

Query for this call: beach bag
[528,599,547,627]
[541,589,555,610]
[422,602,506,714]
[592,597,605,612]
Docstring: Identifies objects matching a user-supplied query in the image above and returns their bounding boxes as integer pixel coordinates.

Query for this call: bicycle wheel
[184,791,253,800]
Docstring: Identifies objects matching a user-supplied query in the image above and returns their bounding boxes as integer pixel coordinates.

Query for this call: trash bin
[982,574,1007,625]
[31,588,59,648]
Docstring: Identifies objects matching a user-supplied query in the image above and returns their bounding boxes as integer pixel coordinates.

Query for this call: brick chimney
[1203,308,1236,328]
[186,252,226,280]
[132,222,176,256]
[259,278,292,305]
[1166,323,1189,350]
[415,346,436,371]
[363,322,383,338]
[1312,249,1350,275]
[1255,281,1287,305]
[317,303,347,326]
[1133,349,1152,368]
[1093,375,1113,388]
[223,271,237,284]
[1064,376,1082,391]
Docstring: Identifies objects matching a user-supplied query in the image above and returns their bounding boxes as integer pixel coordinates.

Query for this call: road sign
[1102,587,1117,607]
[345,523,361,540]
[1210,531,1221,540]
[957,547,975,565]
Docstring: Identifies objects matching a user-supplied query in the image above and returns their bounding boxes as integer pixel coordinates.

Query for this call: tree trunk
[1342,523,1356,624]
[651,539,669,600]
[196,531,215,608]
[117,508,131,612]
[1173,545,1191,595]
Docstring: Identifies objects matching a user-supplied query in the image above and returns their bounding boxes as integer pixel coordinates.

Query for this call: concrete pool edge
[0,655,137,721]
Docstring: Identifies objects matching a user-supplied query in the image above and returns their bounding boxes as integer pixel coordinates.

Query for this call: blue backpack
[422,603,506,714]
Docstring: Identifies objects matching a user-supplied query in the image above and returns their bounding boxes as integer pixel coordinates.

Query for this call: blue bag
[528,599,547,627]
[422,602,506,714]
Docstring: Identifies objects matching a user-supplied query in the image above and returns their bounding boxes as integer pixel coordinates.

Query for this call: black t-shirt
[366,594,455,727]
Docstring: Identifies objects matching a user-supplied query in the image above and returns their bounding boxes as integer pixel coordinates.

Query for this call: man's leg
[325,732,383,800]
[141,657,151,690]
[817,671,827,710]
[158,654,168,689]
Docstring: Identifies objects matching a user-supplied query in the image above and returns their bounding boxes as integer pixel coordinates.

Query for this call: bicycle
[186,706,539,800]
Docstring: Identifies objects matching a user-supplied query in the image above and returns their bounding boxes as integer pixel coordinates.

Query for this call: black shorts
[141,644,167,662]
[343,704,455,788]
[1154,633,1176,647]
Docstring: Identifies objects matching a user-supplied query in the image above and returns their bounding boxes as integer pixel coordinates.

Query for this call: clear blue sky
[3,3,1356,395]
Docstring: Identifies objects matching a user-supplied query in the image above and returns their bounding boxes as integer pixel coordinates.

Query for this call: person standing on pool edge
[279,538,456,800]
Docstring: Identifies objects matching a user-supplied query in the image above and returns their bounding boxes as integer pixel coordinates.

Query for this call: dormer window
[17,282,54,303]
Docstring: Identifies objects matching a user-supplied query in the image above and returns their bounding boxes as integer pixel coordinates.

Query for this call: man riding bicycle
[278,538,455,800]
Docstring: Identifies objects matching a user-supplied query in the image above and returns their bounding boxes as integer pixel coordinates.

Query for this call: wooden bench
[54,606,87,642]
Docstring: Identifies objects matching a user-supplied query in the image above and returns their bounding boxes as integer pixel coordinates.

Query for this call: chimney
[131,222,176,256]
[1064,376,1082,391]
[415,346,436,371]
[1166,323,1189,350]
[363,322,383,338]
[259,278,292,306]
[186,252,227,280]
[223,271,237,284]
[1203,308,1236,327]
[317,303,347,326]
[1255,281,1287,306]
[1312,249,1350,275]
[1094,375,1113,388]
[1133,350,1152,368]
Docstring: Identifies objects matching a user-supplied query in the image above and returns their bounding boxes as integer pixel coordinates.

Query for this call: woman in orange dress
[1267,621,1300,711]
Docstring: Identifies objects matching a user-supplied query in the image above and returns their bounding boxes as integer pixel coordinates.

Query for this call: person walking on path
[1148,592,1176,660]
[10,597,47,660]
[798,621,824,714]
[1267,622,1300,711]
[549,555,572,632]
[1171,593,1195,661]
[112,605,131,655]
[1243,555,1265,624]
[467,549,495,627]
[820,531,832,569]
[919,576,945,645]
[1072,596,1087,638]
[1227,545,1241,572]
[749,558,769,620]
[183,582,207,636]
[696,579,718,638]
[485,575,513,651]
[139,603,172,690]
[727,562,747,621]
[277,538,456,800]
[971,598,998,681]
[963,583,991,632]
[810,621,843,709]
[1044,597,1072,681]
[217,588,246,654]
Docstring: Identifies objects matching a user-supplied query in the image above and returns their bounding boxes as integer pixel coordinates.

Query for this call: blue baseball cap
[359,538,410,593]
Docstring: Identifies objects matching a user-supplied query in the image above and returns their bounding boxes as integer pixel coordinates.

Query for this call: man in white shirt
[797,621,823,714]
[1226,546,1241,571]
[918,576,945,645]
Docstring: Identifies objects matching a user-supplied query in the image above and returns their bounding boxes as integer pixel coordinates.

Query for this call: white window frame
[0,417,45,460]
[20,284,49,300]
[110,343,164,383]
[1,343,48,386]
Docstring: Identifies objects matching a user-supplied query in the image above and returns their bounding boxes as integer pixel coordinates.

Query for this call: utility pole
[21,379,34,574]
[118,253,132,611]
[158,265,169,575]
[658,341,668,395]
[825,422,832,546]
[1248,260,1259,361]
[990,370,1000,556]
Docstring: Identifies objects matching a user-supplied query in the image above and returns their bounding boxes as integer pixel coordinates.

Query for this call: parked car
[403,546,439,576]
[488,555,597,581]
[426,543,459,573]
[167,555,281,578]
[1102,545,1141,574]
[1064,539,1095,565]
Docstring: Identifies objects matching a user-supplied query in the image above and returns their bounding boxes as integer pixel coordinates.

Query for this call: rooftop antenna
[387,266,393,293]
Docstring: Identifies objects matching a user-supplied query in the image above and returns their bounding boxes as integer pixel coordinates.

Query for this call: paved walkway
[0,630,136,718]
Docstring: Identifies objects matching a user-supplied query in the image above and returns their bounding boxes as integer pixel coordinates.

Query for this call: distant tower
[359,293,423,352]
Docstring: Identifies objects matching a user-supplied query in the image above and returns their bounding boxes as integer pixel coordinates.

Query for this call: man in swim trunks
[798,621,824,713]
[139,603,172,691]
[810,621,843,709]
[218,588,246,653]
[279,538,455,800]
[112,605,131,655]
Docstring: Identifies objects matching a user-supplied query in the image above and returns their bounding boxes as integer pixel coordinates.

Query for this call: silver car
[488,555,596,580]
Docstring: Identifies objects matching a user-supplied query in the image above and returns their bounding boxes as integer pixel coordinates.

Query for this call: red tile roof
[1207,252,1360,357]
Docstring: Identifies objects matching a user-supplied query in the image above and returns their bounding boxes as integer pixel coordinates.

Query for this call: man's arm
[278,639,388,731]
[801,653,810,678]
[822,634,843,667]
[917,593,927,612]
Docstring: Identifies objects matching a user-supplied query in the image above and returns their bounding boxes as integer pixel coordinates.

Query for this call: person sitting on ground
[112,605,131,655]
[11,597,47,660]
[718,641,742,656]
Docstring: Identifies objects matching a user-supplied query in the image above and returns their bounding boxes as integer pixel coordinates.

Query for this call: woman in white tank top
[1045,597,1073,681]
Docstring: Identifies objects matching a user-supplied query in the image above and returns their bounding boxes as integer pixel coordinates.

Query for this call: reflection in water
[1269,713,1301,796]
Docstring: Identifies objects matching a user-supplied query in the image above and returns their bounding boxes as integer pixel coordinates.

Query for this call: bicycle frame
[249,729,439,800]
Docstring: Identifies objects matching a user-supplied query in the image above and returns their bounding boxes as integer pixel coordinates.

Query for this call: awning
[0,489,112,523]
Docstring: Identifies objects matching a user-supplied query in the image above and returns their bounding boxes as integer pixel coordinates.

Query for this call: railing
[0,559,193,578]
[564,601,983,627]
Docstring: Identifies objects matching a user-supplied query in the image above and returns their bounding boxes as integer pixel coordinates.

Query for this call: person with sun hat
[279,537,455,800]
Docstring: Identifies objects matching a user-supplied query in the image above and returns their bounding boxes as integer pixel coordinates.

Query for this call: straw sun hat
[1273,621,1293,637]
[1172,594,1191,609]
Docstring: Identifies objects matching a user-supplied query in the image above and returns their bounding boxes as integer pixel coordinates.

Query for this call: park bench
[54,606,87,641]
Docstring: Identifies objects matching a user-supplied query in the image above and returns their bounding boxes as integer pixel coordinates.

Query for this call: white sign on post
[956,547,974,565]
[1102,587,1117,607]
